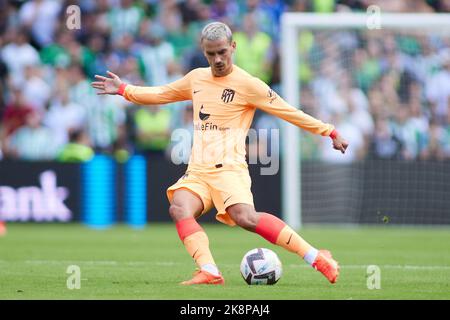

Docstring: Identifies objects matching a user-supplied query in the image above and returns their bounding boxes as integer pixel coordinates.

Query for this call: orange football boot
[180,269,225,285]
[312,250,340,284]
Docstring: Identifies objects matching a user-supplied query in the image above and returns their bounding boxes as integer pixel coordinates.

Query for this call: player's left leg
[226,204,339,284]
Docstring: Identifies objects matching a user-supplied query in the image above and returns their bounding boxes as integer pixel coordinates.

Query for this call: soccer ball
[240,248,282,285]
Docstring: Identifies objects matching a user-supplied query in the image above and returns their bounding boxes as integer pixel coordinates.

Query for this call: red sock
[175,217,203,241]
[255,213,286,244]
[255,213,314,258]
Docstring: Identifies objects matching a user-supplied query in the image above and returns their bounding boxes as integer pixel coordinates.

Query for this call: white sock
[201,263,220,276]
[304,248,319,266]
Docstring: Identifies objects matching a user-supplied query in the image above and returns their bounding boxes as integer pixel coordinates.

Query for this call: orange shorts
[166,168,254,226]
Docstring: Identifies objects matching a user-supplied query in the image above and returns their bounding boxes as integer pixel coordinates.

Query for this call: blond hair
[201,22,232,43]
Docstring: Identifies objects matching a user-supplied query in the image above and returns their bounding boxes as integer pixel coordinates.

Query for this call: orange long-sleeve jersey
[122,65,334,171]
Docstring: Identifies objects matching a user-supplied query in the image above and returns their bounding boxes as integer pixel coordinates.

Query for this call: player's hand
[332,132,349,154]
[91,71,122,95]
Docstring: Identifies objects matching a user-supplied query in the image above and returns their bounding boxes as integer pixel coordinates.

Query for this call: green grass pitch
[0,223,449,299]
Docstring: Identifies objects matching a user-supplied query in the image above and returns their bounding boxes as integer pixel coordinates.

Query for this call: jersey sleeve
[122,71,193,105]
[246,77,334,136]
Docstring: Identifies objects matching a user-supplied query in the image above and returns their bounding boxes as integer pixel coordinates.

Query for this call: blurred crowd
[0,0,449,164]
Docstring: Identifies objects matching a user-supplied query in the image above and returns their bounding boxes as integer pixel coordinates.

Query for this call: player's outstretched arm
[91,71,124,95]
[246,77,349,154]
[92,70,193,105]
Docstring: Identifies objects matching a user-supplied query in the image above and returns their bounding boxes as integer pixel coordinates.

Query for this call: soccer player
[92,22,348,285]
[0,221,6,236]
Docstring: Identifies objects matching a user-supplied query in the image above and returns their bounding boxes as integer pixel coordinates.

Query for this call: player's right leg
[169,188,224,285]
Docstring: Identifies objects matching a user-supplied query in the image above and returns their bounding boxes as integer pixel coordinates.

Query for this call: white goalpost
[280,12,450,229]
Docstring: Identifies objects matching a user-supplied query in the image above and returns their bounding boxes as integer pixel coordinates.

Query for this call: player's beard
[213,63,230,77]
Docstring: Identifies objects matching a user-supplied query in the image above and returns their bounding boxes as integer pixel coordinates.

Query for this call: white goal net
[280,13,450,228]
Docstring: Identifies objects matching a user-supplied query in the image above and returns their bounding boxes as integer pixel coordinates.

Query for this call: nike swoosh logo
[199,105,210,121]
[286,234,293,245]
[193,90,201,94]
[192,249,199,260]
[223,196,232,205]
